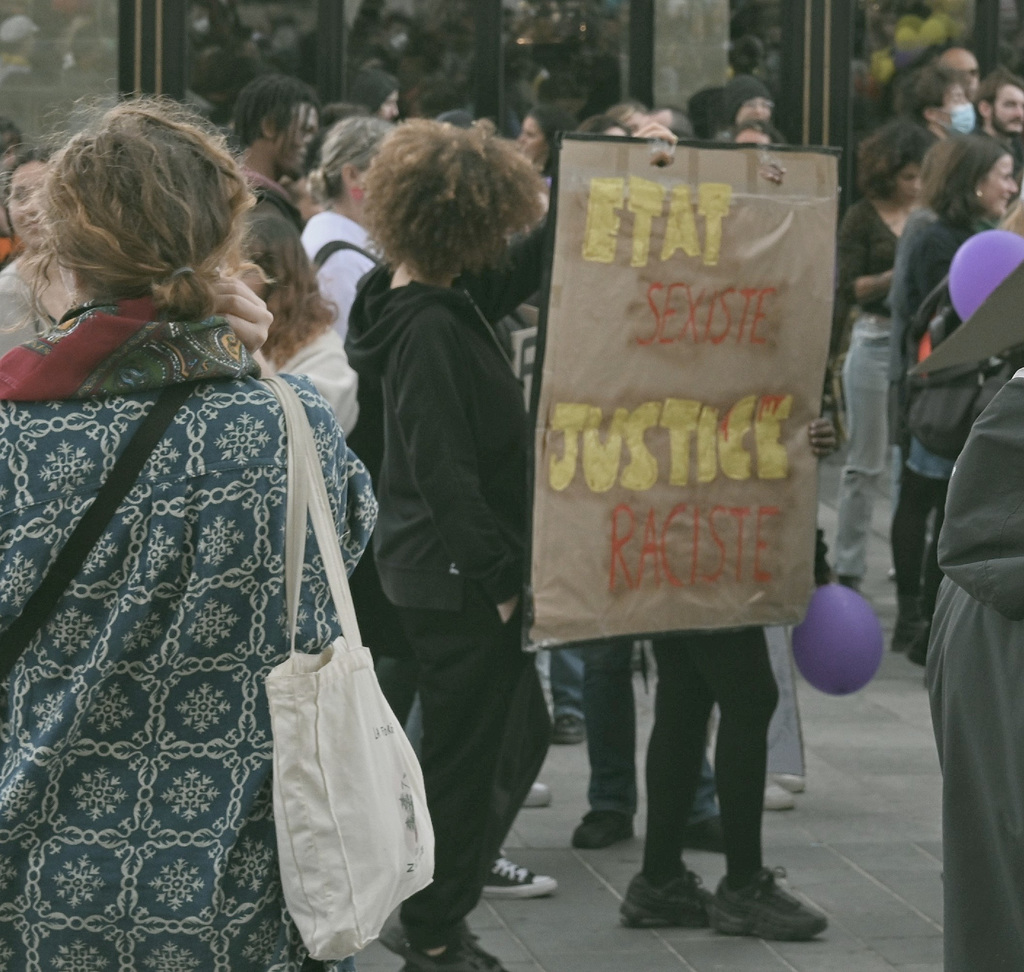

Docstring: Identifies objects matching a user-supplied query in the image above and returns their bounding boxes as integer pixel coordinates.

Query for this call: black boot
[892,595,926,653]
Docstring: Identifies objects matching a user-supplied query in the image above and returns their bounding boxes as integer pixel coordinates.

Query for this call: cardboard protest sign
[910,258,1024,374]
[528,136,838,646]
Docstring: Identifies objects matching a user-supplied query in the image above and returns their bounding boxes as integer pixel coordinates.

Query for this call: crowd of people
[0,28,1021,972]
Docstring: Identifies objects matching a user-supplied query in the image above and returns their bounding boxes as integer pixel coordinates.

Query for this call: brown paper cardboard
[528,137,839,646]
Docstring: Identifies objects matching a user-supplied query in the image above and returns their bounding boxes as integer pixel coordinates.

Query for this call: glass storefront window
[0,1,118,141]
[503,1,628,131]
[853,0,977,143]
[346,0,477,122]
[187,1,319,127]
[654,0,784,140]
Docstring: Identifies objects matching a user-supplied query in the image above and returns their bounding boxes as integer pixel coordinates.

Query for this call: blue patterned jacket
[0,376,376,971]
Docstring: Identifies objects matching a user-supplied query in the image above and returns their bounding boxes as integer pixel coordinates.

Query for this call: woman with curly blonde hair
[346,118,550,972]
[0,99,374,971]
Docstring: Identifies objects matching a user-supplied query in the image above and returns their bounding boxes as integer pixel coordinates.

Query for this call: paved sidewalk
[357,451,945,972]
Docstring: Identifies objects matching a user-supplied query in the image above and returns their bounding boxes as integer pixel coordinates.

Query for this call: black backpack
[312,240,380,271]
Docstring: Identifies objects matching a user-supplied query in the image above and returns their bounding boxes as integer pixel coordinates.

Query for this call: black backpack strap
[313,239,381,271]
[909,273,952,344]
[0,382,194,679]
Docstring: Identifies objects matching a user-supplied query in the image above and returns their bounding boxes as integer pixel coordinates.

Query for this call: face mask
[949,103,977,135]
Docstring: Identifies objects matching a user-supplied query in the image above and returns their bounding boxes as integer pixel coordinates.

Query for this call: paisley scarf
[0,297,258,401]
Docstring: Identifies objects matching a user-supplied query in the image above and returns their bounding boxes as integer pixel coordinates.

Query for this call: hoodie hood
[346,263,494,377]
[939,375,1024,620]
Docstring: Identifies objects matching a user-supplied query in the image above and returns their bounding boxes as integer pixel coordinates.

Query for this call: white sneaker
[523,781,552,808]
[482,856,558,898]
[763,782,796,811]
[769,773,806,794]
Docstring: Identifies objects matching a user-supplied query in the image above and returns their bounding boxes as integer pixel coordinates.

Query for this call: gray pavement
[357,450,945,972]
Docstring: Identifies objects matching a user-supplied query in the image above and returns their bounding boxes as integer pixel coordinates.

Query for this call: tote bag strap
[265,376,363,652]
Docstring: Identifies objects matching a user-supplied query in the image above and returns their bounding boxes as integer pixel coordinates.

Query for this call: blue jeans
[549,646,585,720]
[834,322,891,579]
[582,640,718,823]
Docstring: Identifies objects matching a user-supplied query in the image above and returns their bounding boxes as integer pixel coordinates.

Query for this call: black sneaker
[620,870,711,928]
[399,938,507,972]
[709,867,828,941]
[571,810,633,849]
[482,856,557,898]
[380,916,506,972]
[551,712,586,744]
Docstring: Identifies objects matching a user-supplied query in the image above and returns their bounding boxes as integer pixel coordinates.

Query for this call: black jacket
[346,227,546,611]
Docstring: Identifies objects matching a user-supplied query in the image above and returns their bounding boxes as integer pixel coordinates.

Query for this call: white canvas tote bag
[264,376,434,960]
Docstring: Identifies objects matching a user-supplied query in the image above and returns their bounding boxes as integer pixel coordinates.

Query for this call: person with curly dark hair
[346,118,551,972]
[830,120,932,595]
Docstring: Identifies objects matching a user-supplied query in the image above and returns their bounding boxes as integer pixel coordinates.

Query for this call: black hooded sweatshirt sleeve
[347,225,547,613]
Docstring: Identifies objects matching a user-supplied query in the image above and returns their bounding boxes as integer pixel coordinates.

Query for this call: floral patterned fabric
[0,376,377,971]
[0,297,259,402]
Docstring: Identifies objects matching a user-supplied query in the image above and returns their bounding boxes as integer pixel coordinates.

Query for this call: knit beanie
[350,67,399,115]
[722,74,772,127]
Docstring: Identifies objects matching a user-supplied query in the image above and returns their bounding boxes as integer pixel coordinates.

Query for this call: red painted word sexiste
[642,282,777,346]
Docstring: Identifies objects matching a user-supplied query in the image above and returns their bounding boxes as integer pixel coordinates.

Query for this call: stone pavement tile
[827,842,942,874]
[868,935,944,966]
[772,940,904,972]
[807,877,938,940]
[810,745,938,777]
[350,942,400,970]
[524,948,693,972]
[860,872,942,925]
[665,935,798,971]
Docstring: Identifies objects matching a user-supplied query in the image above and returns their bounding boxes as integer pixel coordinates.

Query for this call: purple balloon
[948,229,1024,322]
[792,584,884,695]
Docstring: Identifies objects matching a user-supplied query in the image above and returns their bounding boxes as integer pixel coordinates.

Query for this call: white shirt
[301,211,377,342]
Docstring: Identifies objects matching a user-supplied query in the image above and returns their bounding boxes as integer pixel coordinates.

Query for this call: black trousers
[891,464,948,617]
[642,628,778,887]
[397,586,549,951]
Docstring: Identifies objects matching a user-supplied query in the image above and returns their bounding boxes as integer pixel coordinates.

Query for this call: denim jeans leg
[549,646,585,721]
[688,754,719,824]
[582,641,636,815]
[834,327,891,579]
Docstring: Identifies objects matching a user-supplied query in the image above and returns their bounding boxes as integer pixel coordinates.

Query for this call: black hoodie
[345,227,546,612]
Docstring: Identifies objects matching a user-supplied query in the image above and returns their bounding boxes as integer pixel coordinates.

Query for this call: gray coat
[928,372,1024,971]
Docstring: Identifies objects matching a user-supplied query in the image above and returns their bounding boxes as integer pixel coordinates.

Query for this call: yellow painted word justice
[582,177,733,267]
[549,395,792,492]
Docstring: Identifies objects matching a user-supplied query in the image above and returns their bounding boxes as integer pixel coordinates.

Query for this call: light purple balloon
[948,229,1024,322]
[791,584,884,695]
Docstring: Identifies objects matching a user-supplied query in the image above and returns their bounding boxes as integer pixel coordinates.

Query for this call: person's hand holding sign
[632,120,677,167]
[807,417,837,457]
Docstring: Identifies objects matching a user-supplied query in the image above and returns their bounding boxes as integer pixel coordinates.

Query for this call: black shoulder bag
[904,276,1010,460]
[0,382,193,680]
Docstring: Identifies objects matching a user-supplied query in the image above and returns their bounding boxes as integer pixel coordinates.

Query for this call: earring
[976,188,983,197]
